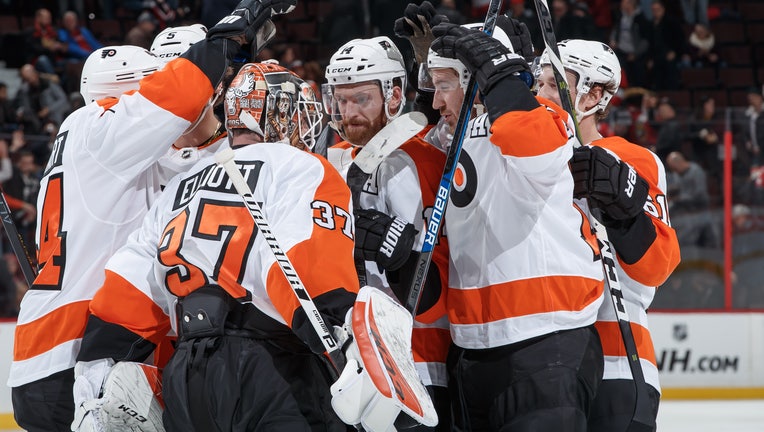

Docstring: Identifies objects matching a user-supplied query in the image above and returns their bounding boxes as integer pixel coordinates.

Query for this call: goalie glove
[72,360,165,432]
[330,286,438,432]
[571,145,649,223]
[354,208,418,271]
[206,0,296,55]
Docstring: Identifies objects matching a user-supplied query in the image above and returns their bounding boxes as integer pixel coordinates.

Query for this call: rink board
[0,313,761,424]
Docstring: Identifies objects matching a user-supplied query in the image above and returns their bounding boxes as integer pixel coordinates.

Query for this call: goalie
[72,59,436,432]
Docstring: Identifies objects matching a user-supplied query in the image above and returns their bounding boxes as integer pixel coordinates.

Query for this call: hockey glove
[431,18,533,95]
[355,208,417,272]
[571,145,649,222]
[207,0,296,54]
[393,1,449,64]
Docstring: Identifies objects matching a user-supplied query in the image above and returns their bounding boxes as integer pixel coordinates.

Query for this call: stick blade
[353,112,427,174]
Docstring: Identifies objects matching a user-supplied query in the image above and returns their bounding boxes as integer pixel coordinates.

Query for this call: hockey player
[323,35,452,431]
[150,23,208,64]
[8,1,296,430]
[536,39,680,432]
[73,62,434,432]
[430,18,606,430]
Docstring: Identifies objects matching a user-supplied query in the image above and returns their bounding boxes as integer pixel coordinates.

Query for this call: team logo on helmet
[101,48,117,58]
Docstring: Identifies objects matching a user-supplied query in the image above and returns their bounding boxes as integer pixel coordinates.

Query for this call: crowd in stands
[0,0,761,314]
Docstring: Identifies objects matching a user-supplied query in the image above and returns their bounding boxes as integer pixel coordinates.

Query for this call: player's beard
[342,110,387,147]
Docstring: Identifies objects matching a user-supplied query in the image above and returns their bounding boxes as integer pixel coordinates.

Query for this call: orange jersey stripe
[412,327,450,363]
[90,270,171,345]
[14,299,90,361]
[448,275,603,325]
[266,157,359,327]
[595,320,657,366]
[139,57,214,123]
[490,104,567,157]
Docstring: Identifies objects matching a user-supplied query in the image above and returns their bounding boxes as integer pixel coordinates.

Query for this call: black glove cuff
[604,211,657,265]
[483,76,539,123]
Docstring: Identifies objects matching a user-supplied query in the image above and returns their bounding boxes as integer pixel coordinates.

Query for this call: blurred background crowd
[0,0,761,316]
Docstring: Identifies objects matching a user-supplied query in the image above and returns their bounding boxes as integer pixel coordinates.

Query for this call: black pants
[11,367,75,432]
[163,335,346,432]
[588,379,660,432]
[448,326,603,432]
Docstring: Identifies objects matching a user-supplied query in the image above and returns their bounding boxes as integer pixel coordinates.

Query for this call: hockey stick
[352,112,427,174]
[0,190,37,287]
[215,147,344,377]
[532,1,654,430]
[404,0,503,314]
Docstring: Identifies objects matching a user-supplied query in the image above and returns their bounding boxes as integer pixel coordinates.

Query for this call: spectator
[683,23,719,69]
[680,0,708,26]
[435,0,466,25]
[610,0,651,88]
[57,0,85,19]
[0,139,13,183]
[0,83,18,132]
[508,0,543,55]
[552,0,598,41]
[584,0,613,42]
[647,0,684,90]
[14,64,71,133]
[24,8,68,74]
[2,151,39,252]
[124,11,158,49]
[689,95,724,180]
[666,151,719,247]
[743,86,764,162]
[654,97,682,162]
[58,11,103,61]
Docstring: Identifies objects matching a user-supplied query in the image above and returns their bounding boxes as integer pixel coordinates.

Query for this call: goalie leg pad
[98,362,165,432]
[330,286,438,430]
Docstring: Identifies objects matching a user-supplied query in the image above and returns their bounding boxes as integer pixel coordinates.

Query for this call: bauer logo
[173,161,263,209]
[101,48,117,58]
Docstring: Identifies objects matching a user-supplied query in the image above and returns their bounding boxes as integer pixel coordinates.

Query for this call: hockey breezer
[404,0,504,314]
[532,0,655,430]
[0,189,37,286]
[215,147,344,376]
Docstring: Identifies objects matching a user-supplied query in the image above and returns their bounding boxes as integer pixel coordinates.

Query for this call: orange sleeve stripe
[14,299,90,361]
[619,223,680,286]
[595,320,657,366]
[447,276,603,325]
[412,327,451,363]
[139,57,213,123]
[267,160,359,327]
[489,105,567,157]
[89,270,171,344]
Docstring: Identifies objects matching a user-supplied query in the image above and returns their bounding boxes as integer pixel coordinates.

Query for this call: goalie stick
[532,1,655,430]
[352,112,428,174]
[0,190,37,286]
[215,147,345,378]
[404,0,504,315]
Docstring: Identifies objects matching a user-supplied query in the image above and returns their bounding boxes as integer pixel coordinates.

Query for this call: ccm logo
[328,67,352,74]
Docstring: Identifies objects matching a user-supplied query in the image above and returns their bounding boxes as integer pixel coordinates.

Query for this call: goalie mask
[539,39,621,119]
[225,62,323,151]
[322,36,406,140]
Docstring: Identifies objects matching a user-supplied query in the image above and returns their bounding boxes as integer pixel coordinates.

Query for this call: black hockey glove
[571,145,649,222]
[355,208,418,272]
[207,0,296,54]
[394,1,448,64]
[431,18,533,95]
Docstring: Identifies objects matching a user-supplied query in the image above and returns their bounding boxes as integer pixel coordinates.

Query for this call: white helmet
[80,46,161,103]
[539,39,621,118]
[422,22,515,91]
[322,36,407,134]
[150,24,207,65]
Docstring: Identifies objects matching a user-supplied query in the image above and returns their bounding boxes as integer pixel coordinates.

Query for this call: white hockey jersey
[583,136,680,393]
[445,102,605,350]
[10,52,222,387]
[86,143,359,352]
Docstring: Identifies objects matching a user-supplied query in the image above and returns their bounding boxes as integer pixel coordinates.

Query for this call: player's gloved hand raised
[393,1,448,64]
[355,208,417,271]
[207,0,296,53]
[571,145,649,222]
[431,16,533,95]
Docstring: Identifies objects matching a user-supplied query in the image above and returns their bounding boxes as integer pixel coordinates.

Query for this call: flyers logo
[451,150,477,208]
[101,48,117,58]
